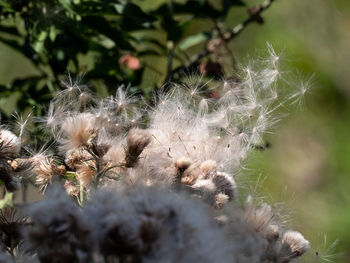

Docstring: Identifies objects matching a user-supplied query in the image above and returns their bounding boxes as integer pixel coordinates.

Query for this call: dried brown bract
[124,128,151,167]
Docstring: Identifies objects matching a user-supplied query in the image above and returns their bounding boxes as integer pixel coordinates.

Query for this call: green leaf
[0,36,22,53]
[178,32,210,50]
[58,0,76,14]
[49,26,57,42]
[0,0,14,12]
[33,31,48,53]
[0,91,21,117]
[222,0,245,8]
[82,16,135,50]
[0,191,13,209]
[74,1,118,16]
[65,171,78,182]
[114,2,155,26]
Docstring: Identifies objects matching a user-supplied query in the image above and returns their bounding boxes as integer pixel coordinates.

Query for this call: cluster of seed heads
[0,47,314,262]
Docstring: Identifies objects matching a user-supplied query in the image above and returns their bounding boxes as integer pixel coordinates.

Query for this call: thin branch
[166,0,277,83]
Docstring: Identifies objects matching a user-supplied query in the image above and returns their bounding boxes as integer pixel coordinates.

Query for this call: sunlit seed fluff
[176,164,199,186]
[265,224,280,242]
[65,148,92,170]
[213,193,229,209]
[175,156,192,171]
[60,113,97,151]
[172,157,192,190]
[32,156,66,191]
[0,129,21,156]
[64,180,79,196]
[76,162,96,187]
[103,142,125,167]
[200,160,217,179]
[125,128,151,167]
[211,172,236,200]
[192,172,236,207]
[279,231,310,259]
[244,197,275,233]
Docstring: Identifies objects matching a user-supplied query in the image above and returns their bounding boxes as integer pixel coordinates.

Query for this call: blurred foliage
[0,0,259,118]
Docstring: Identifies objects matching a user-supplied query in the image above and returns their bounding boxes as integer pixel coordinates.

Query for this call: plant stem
[166,0,277,84]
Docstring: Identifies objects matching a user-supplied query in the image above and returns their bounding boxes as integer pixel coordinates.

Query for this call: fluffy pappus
[124,128,152,167]
[0,129,21,157]
[278,231,310,262]
[59,112,98,152]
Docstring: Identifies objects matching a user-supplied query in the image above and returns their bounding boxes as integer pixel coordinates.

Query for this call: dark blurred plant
[0,0,275,118]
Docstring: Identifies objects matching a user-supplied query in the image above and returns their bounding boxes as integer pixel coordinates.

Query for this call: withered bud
[279,231,309,259]
[65,149,92,170]
[181,164,200,185]
[173,157,192,190]
[0,129,21,157]
[212,172,236,201]
[125,128,151,167]
[76,163,96,187]
[200,160,217,179]
[0,208,28,248]
[9,158,32,173]
[0,160,20,192]
[33,157,66,191]
[64,180,79,197]
[175,157,191,173]
[213,193,229,209]
[265,224,280,242]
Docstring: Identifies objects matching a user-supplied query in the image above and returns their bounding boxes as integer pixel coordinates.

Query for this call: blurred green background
[239,0,350,261]
[0,0,349,261]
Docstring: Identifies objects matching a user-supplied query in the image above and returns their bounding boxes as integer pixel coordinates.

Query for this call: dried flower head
[200,160,217,179]
[0,129,21,157]
[279,230,310,261]
[60,113,97,151]
[0,207,28,249]
[124,128,151,167]
[76,162,95,187]
[32,155,66,192]
[0,160,20,192]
